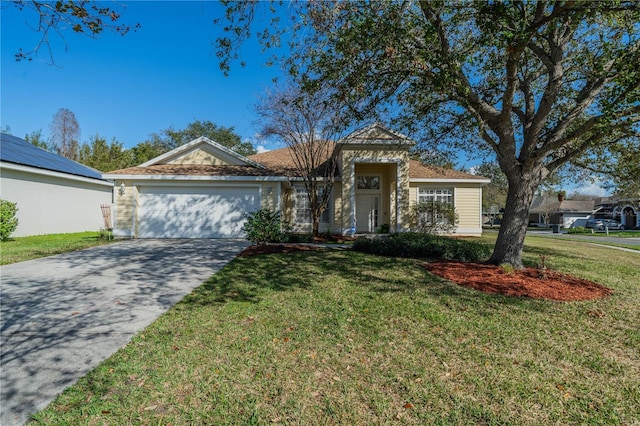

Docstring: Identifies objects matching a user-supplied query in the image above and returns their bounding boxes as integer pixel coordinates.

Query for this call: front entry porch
[349,162,402,234]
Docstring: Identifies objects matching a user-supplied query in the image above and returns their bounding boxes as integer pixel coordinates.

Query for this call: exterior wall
[454,185,483,235]
[113,180,137,237]
[169,149,228,165]
[0,166,113,237]
[340,147,411,234]
[559,213,591,228]
[409,182,484,236]
[112,179,276,238]
[284,181,342,234]
[260,182,280,211]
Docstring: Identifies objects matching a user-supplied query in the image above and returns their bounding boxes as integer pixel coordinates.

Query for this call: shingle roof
[248,146,304,177]
[105,143,488,182]
[250,149,487,180]
[529,196,595,213]
[0,133,105,180]
[408,160,488,180]
[105,164,283,177]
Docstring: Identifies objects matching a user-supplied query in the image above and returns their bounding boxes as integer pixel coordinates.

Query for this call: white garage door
[138,186,260,238]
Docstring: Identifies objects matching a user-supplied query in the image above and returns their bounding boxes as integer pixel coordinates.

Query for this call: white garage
[137,185,260,238]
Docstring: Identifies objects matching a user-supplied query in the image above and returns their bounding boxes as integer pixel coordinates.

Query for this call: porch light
[118,182,126,196]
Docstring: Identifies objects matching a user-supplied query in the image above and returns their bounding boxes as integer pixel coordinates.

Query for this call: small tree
[49,108,80,160]
[0,200,19,241]
[412,201,458,235]
[257,81,345,238]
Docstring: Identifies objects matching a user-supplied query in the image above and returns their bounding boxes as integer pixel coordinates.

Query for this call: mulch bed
[423,260,612,301]
[239,244,612,301]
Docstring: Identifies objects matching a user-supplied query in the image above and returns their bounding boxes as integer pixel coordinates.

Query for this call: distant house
[593,197,639,230]
[529,196,595,228]
[0,133,113,237]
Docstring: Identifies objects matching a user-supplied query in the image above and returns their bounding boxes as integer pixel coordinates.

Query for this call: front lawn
[0,232,114,265]
[32,237,640,425]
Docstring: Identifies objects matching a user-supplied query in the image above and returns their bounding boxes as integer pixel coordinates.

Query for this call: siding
[113,180,136,237]
[454,185,483,234]
[409,182,483,236]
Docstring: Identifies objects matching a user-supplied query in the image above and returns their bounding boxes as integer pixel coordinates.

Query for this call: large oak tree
[218,0,639,268]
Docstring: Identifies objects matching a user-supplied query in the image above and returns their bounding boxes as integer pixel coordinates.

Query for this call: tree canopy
[218,0,640,268]
[77,135,133,172]
[11,0,139,64]
[146,120,256,157]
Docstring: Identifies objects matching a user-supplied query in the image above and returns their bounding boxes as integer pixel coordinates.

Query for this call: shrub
[242,209,290,245]
[284,233,314,243]
[0,199,19,242]
[411,201,458,234]
[353,233,491,262]
[567,226,588,234]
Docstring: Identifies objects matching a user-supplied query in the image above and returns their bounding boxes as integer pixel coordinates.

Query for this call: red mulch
[423,260,612,301]
[238,244,612,302]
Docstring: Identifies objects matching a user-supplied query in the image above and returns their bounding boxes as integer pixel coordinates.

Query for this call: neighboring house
[593,198,639,229]
[528,195,595,228]
[0,133,113,237]
[103,124,490,239]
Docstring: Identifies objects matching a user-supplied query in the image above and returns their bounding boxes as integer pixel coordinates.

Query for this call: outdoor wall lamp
[118,182,126,196]
[267,186,273,195]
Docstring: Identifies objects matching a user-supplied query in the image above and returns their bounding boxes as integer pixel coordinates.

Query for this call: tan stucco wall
[408,182,484,236]
[340,147,411,233]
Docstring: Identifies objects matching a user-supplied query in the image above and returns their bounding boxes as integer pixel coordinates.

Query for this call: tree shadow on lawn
[182,249,556,316]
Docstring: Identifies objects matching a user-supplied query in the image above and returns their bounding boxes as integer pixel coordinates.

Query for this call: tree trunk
[487,173,540,269]
[312,216,320,238]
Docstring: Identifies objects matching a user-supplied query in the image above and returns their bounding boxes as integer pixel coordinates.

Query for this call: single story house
[528,196,595,228]
[0,133,113,237]
[103,124,490,239]
[594,198,639,229]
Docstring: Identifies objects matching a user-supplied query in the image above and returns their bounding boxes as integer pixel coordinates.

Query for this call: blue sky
[1,1,284,153]
[0,1,608,195]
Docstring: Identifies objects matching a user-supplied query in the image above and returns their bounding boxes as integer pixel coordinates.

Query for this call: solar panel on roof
[0,133,105,180]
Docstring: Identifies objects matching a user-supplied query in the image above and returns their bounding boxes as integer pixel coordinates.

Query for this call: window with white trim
[294,185,330,224]
[418,188,453,205]
[417,187,454,226]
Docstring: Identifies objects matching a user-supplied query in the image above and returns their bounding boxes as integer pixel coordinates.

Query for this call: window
[418,188,453,205]
[416,188,455,229]
[357,176,380,190]
[294,185,330,224]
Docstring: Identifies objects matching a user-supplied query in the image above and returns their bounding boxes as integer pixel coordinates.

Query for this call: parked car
[585,219,625,230]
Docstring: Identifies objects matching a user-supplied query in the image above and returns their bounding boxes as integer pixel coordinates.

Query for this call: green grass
[587,230,640,237]
[0,231,114,265]
[31,237,640,425]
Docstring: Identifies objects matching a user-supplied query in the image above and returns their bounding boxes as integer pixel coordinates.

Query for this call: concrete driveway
[0,239,249,426]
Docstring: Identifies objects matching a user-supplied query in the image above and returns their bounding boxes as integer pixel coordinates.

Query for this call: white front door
[356,195,379,233]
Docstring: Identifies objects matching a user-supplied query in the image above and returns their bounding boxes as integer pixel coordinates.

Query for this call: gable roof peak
[139,136,264,169]
[342,123,414,145]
